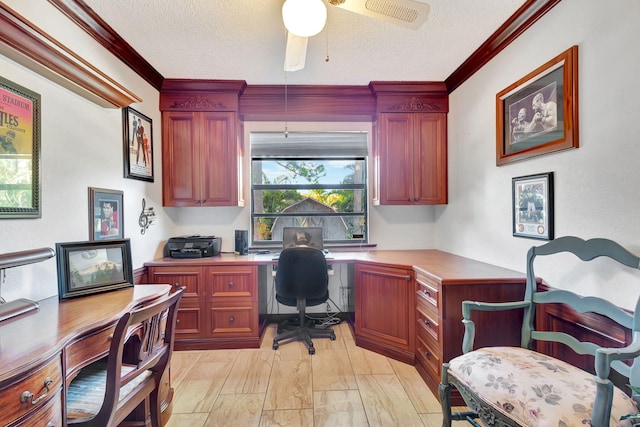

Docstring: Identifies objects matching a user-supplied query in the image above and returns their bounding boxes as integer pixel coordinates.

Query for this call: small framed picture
[123,106,153,182]
[56,239,133,300]
[89,187,124,240]
[512,172,554,240]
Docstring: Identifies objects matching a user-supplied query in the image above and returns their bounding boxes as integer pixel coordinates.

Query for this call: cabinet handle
[228,281,234,288]
[21,377,53,405]
[424,320,430,327]
[229,316,235,323]
[174,282,180,288]
[423,289,430,297]
[176,319,180,323]
[424,351,430,359]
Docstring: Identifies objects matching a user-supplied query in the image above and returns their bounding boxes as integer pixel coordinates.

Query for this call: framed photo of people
[89,187,124,240]
[496,45,579,166]
[512,172,554,241]
[122,107,154,182]
[0,76,41,218]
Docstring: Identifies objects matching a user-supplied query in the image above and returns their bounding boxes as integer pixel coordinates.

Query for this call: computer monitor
[282,227,324,250]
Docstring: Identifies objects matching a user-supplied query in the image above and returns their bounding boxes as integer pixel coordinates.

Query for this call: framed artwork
[512,172,554,240]
[496,45,578,166]
[0,77,41,218]
[123,106,153,182]
[89,187,124,240]
[56,239,133,299]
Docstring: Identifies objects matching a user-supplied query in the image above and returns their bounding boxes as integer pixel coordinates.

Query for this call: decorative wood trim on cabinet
[239,85,376,122]
[0,3,142,108]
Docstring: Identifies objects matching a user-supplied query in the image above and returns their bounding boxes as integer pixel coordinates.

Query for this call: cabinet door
[355,263,415,353]
[200,111,239,206]
[162,111,200,207]
[413,113,447,204]
[147,266,205,339]
[378,113,414,204]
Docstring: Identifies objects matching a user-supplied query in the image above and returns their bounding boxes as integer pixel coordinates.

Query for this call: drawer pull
[424,320,430,327]
[423,289,430,297]
[228,281,235,288]
[424,351,430,359]
[174,283,181,288]
[20,377,53,405]
[229,316,235,323]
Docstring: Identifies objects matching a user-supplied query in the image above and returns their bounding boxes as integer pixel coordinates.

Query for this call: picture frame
[56,239,133,300]
[512,172,554,240]
[123,106,153,182]
[89,187,124,240]
[0,76,41,218]
[496,45,578,166]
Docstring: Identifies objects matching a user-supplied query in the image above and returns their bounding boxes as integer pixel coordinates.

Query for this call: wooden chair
[439,236,640,426]
[66,287,184,426]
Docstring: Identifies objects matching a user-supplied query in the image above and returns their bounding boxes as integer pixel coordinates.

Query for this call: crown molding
[0,3,141,108]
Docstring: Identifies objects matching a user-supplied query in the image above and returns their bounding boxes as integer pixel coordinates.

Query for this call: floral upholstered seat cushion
[447,346,639,426]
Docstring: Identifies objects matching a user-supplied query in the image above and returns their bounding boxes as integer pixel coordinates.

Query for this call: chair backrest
[276,246,328,300]
[522,236,640,392]
[94,287,184,424]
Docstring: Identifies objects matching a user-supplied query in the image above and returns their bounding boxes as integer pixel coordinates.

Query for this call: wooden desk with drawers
[0,284,171,426]
[144,250,528,401]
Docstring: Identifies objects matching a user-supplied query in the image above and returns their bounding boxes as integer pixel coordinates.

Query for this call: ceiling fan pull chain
[325,13,330,63]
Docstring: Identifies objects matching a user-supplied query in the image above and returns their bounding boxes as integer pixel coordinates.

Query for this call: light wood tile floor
[165,322,461,427]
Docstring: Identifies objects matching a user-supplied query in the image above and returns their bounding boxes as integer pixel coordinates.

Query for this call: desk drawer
[0,356,63,426]
[415,273,439,311]
[205,266,257,300]
[65,325,115,378]
[416,305,439,343]
[206,300,258,337]
[15,389,62,426]
[415,332,441,382]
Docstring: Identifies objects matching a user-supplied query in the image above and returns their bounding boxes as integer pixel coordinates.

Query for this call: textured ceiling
[81,0,526,86]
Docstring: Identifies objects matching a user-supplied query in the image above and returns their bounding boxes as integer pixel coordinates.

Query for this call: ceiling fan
[283,0,431,71]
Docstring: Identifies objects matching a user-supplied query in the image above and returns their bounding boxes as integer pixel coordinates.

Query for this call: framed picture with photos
[123,107,154,182]
[512,172,554,240]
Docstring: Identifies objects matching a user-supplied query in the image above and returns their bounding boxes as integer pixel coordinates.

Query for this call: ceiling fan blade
[330,0,430,30]
[284,32,308,72]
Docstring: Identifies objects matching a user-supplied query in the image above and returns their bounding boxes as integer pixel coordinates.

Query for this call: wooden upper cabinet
[160,80,247,207]
[371,82,449,205]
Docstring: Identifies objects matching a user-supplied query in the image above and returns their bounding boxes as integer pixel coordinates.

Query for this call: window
[250,131,368,246]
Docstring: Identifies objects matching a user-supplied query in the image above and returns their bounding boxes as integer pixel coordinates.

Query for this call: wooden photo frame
[123,106,154,182]
[512,172,554,240]
[89,187,124,240]
[56,239,133,300]
[0,77,41,218]
[497,46,578,166]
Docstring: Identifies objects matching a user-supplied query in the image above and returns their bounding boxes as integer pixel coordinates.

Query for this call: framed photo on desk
[56,239,133,299]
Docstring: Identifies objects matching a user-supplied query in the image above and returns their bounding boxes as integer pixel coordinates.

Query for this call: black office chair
[272,246,336,354]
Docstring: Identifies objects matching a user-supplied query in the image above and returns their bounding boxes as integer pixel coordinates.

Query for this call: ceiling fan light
[282,0,327,37]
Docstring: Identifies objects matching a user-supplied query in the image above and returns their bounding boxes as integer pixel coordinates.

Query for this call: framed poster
[496,46,578,166]
[56,239,133,299]
[89,187,124,240]
[123,106,154,182]
[0,77,41,218]
[512,172,554,240]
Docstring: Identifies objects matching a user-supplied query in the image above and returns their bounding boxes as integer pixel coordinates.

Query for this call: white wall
[0,1,175,301]
[435,0,640,310]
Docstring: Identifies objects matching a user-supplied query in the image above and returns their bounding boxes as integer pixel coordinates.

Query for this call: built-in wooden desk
[0,284,171,426]
[145,250,527,402]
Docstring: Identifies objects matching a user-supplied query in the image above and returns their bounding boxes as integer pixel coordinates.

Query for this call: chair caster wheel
[272,342,279,350]
[308,347,315,355]
[330,334,336,341]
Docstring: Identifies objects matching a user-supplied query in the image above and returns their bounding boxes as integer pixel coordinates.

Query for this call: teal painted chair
[439,236,640,427]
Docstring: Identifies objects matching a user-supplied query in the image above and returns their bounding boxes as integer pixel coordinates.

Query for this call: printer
[163,235,222,258]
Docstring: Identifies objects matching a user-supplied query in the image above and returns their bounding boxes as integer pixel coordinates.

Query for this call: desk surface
[0,284,171,383]
[144,249,526,284]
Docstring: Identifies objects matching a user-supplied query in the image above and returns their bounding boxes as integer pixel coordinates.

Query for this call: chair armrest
[461,300,531,353]
[594,336,640,382]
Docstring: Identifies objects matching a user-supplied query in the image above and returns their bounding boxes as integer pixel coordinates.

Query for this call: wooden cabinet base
[354,334,415,365]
